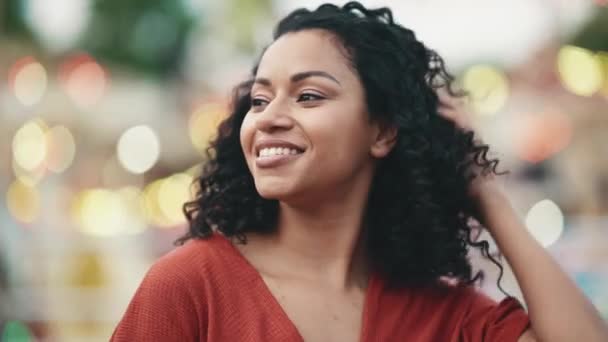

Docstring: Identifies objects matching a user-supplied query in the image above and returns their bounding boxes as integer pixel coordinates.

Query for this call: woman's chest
[204,273,467,342]
[263,276,367,342]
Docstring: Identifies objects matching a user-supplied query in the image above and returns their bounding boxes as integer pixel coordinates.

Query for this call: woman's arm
[476,182,608,342]
[436,96,607,341]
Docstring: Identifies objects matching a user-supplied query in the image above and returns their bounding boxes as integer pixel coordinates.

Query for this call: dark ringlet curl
[177,1,508,294]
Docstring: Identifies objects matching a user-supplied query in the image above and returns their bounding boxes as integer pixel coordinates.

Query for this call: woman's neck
[253,188,371,291]
[242,162,377,291]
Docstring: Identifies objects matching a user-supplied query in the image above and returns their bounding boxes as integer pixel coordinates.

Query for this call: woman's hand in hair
[436,90,504,211]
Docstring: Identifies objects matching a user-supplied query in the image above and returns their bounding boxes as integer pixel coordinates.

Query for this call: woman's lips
[255,152,303,168]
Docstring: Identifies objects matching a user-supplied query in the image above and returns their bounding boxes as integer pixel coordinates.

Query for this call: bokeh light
[12,157,46,186]
[8,56,48,106]
[59,53,108,108]
[158,173,194,225]
[12,119,49,171]
[461,64,509,115]
[525,199,565,247]
[46,125,76,173]
[72,189,121,236]
[557,45,604,97]
[67,252,107,288]
[185,163,202,178]
[117,125,160,174]
[140,179,171,227]
[71,187,146,236]
[596,52,608,97]
[189,103,226,154]
[516,110,573,163]
[116,186,147,235]
[6,180,40,224]
[24,0,91,52]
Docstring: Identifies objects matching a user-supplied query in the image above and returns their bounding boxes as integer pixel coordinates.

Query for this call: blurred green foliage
[82,0,196,75]
[571,6,608,52]
[1,0,198,76]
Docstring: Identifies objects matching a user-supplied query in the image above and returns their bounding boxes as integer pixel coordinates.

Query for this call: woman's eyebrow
[253,70,341,87]
[291,71,341,86]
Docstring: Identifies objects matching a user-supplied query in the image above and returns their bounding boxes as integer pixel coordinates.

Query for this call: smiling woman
[241,30,381,205]
[111,2,608,342]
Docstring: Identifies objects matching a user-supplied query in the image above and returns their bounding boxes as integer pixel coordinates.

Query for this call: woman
[112,2,608,341]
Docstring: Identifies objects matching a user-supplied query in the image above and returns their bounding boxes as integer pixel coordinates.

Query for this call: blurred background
[1,0,607,340]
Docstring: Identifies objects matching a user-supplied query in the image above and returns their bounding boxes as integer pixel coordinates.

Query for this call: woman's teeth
[258,147,301,157]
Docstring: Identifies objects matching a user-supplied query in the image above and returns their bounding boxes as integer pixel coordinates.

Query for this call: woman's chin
[256,186,324,209]
[255,183,296,200]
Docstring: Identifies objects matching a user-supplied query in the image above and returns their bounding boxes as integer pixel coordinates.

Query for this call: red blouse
[111,233,530,341]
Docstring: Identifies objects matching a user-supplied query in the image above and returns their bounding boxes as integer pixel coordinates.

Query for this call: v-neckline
[216,232,377,342]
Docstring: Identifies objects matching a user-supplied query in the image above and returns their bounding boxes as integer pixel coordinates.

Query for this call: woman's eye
[251,98,268,107]
[298,93,324,102]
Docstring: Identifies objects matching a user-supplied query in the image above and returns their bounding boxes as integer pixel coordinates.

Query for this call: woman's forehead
[256,30,353,79]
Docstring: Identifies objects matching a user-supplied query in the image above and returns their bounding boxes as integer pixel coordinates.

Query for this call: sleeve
[110,259,204,342]
[460,289,531,342]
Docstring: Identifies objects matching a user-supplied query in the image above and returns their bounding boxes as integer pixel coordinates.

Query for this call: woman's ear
[370,122,398,158]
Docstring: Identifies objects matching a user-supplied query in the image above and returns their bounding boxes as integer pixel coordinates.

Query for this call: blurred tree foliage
[571,6,608,52]
[1,0,198,76]
[1,0,35,39]
[81,0,196,76]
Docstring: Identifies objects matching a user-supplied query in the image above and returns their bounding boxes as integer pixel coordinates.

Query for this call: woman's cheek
[239,116,254,155]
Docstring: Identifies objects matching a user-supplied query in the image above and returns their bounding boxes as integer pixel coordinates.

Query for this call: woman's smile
[255,147,305,168]
[253,138,307,168]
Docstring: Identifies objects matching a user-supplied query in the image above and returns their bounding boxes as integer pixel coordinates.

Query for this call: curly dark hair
[178,1,506,291]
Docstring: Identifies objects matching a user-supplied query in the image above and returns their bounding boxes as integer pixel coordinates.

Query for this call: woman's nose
[254,97,294,133]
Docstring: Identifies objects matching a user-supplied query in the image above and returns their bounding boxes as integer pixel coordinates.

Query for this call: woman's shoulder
[150,232,238,281]
[399,280,514,313]
[419,282,530,340]
[111,234,235,341]
[376,279,526,325]
[114,233,242,321]
[371,280,529,340]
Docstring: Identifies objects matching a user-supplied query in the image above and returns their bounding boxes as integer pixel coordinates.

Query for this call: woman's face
[240,29,392,203]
